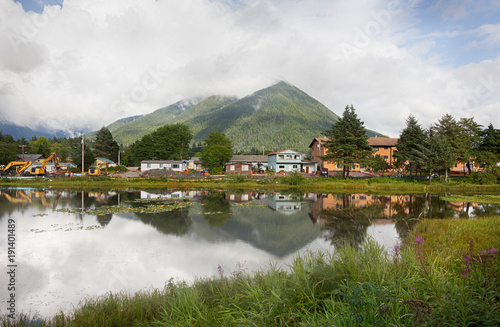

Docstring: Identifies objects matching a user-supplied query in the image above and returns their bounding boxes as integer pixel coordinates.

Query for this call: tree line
[1,109,498,177]
[0,124,234,173]
[321,105,500,182]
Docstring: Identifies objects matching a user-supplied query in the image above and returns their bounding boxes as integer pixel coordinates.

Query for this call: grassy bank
[3,215,499,327]
[1,175,499,194]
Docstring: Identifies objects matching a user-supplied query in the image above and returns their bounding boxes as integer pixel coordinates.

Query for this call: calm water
[0,188,498,318]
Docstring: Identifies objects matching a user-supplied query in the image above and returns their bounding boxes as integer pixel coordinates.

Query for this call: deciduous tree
[201,132,233,173]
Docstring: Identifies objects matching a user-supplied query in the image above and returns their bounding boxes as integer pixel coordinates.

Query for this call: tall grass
[3,232,498,327]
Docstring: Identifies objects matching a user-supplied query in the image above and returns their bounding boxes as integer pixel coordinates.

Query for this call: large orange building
[309,137,399,175]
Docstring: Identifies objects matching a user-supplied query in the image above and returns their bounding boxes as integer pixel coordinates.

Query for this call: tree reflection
[134,205,192,236]
[200,192,232,227]
[321,194,385,248]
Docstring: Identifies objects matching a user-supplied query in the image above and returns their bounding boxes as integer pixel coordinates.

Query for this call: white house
[140,160,188,172]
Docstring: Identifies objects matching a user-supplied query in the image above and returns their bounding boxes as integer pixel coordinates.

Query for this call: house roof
[18,154,43,161]
[267,149,303,156]
[141,160,185,164]
[229,155,268,162]
[367,137,398,147]
[309,137,398,147]
[309,138,329,148]
[96,157,115,163]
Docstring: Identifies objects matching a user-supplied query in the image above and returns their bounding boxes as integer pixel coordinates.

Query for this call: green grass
[442,194,500,204]
[3,217,499,326]
[1,175,499,194]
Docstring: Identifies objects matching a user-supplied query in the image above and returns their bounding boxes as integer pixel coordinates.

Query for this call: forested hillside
[96,81,381,153]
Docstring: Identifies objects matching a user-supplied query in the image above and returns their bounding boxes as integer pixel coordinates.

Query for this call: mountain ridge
[100,81,382,153]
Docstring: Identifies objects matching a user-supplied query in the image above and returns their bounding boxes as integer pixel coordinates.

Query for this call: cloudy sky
[1,0,499,138]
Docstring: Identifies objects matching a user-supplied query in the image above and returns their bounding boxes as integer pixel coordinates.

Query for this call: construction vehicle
[88,162,108,176]
[0,161,32,176]
[26,152,59,176]
[1,190,32,203]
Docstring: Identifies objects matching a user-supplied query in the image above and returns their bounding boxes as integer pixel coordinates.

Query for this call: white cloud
[0,0,499,138]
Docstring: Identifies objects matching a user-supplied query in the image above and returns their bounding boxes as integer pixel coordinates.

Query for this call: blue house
[267,149,304,173]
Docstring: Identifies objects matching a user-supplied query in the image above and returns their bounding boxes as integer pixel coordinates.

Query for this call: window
[292,164,298,169]
[336,163,343,169]
[278,155,284,159]
[384,155,388,160]
[278,165,285,169]
[384,147,389,150]
[286,155,292,159]
[230,165,235,171]
[242,165,249,171]
[173,164,179,168]
[147,163,151,168]
[294,155,300,159]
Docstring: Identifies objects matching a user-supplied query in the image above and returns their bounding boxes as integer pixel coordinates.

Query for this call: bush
[227,174,246,183]
[280,171,306,186]
[469,172,498,185]
[107,165,128,173]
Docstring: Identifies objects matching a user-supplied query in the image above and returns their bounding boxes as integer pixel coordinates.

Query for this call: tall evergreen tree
[321,105,373,178]
[394,115,426,176]
[457,117,482,175]
[476,123,500,170]
[414,129,455,184]
[93,127,120,162]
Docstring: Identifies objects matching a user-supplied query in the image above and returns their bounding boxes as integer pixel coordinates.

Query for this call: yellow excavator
[0,161,32,176]
[88,162,108,176]
[27,152,59,176]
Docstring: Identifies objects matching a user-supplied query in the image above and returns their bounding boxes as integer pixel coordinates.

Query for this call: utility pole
[19,145,26,160]
[81,135,84,174]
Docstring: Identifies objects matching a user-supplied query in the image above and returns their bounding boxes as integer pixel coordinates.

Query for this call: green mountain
[101,81,380,153]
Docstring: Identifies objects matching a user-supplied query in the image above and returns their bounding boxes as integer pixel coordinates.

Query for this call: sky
[0,0,499,138]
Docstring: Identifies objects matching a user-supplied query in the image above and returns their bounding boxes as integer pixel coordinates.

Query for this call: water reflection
[0,188,498,318]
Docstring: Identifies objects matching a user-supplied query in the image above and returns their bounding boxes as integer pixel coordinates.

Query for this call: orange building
[309,137,398,175]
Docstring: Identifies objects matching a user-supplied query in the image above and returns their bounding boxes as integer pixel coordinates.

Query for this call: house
[188,157,203,171]
[309,137,399,175]
[95,157,117,167]
[267,149,316,173]
[225,155,268,173]
[225,162,252,174]
[17,154,43,163]
[58,162,77,171]
[140,160,189,172]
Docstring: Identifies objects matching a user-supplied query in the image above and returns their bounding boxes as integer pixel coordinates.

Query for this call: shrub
[468,172,498,185]
[280,171,306,186]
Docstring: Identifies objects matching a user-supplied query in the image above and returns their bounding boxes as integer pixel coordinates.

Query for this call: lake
[1,188,498,318]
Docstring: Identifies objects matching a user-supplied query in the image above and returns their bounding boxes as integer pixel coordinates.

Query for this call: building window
[242,165,248,171]
[384,147,389,150]
[294,155,300,159]
[147,163,151,168]
[278,155,284,159]
[336,163,343,169]
[230,165,235,171]
[292,164,298,169]
[384,155,388,159]
[173,164,179,168]
[278,165,285,170]
[286,155,292,159]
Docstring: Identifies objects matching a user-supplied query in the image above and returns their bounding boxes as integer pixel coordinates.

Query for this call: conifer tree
[321,105,373,178]
[93,127,120,162]
[394,115,426,176]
